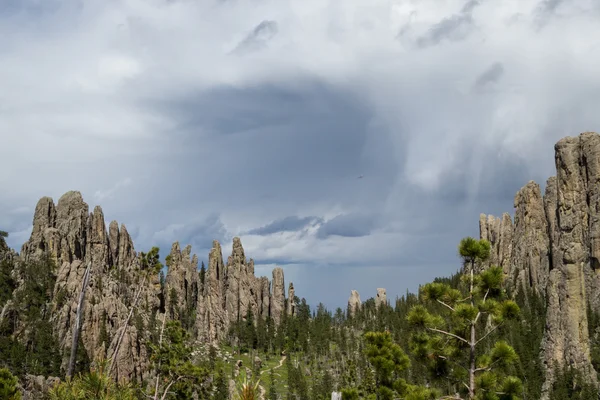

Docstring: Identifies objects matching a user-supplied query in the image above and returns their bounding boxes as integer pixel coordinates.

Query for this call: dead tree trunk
[67,261,92,378]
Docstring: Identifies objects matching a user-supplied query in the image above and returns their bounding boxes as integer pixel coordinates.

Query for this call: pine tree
[0,231,8,252]
[214,369,229,400]
[148,320,210,399]
[407,237,522,400]
[362,330,435,400]
[0,367,21,400]
[267,368,278,400]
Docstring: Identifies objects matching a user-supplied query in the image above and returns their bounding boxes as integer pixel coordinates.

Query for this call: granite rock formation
[375,288,387,308]
[478,132,600,397]
[348,290,361,317]
[287,283,296,316]
[5,191,294,382]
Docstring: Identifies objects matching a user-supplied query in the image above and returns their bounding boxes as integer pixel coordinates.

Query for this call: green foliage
[235,374,260,400]
[0,232,567,400]
[139,247,163,274]
[0,367,21,400]
[458,237,491,265]
[267,368,278,400]
[48,358,136,400]
[0,259,16,305]
[148,320,210,399]
[1,256,62,378]
[362,331,434,399]
[0,230,8,251]
[214,369,229,400]
[549,365,599,400]
[406,238,520,400]
[341,387,359,400]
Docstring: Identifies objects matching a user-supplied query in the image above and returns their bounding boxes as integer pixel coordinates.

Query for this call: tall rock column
[271,268,285,327]
[287,283,295,316]
[165,242,199,321]
[348,290,361,317]
[198,240,228,342]
[375,288,387,308]
[541,135,597,397]
[580,133,600,311]
[510,181,550,293]
[259,277,271,319]
[478,213,513,274]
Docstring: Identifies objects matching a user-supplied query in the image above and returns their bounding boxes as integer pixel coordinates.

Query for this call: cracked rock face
[477,132,600,397]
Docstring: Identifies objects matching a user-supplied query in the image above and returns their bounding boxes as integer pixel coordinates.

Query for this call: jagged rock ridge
[478,132,600,397]
[9,191,295,381]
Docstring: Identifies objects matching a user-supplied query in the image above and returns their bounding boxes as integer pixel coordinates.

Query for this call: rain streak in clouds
[1,0,600,308]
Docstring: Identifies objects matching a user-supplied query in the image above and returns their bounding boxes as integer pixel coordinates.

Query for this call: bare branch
[475,323,502,346]
[427,327,470,345]
[482,288,490,303]
[437,299,456,312]
[160,376,184,400]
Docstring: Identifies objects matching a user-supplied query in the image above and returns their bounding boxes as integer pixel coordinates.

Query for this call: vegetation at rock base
[0,368,21,400]
[0,216,599,400]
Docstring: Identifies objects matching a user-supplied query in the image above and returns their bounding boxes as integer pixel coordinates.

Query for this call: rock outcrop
[16,191,160,382]
[348,290,361,317]
[375,288,387,308]
[196,237,290,343]
[8,190,295,381]
[165,242,199,321]
[271,268,286,326]
[287,283,295,316]
[478,132,600,397]
[478,213,513,275]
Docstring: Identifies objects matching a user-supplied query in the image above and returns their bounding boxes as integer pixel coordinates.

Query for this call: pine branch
[475,323,502,346]
[427,327,470,345]
[437,355,468,372]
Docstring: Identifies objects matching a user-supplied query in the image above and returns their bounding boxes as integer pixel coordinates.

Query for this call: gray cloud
[537,0,564,15]
[461,0,481,14]
[232,20,279,55]
[1,0,600,309]
[415,1,477,50]
[247,216,322,236]
[473,62,505,90]
[151,213,228,259]
[316,213,380,239]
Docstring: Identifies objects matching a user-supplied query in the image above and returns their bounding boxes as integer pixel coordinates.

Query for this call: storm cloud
[1,0,600,308]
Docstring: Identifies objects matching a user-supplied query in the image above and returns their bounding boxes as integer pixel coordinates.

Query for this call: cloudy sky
[1,0,599,309]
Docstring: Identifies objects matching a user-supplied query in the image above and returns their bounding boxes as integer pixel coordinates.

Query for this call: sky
[1,0,600,310]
